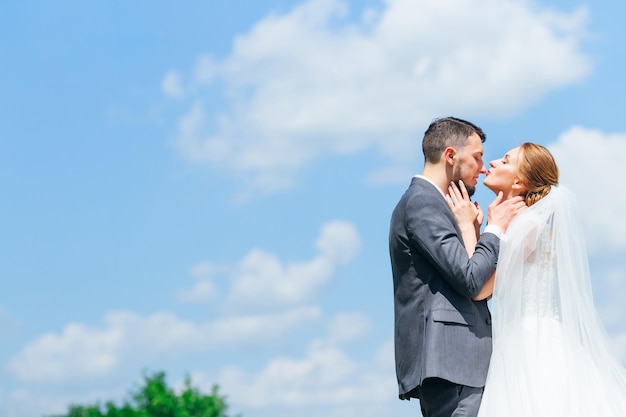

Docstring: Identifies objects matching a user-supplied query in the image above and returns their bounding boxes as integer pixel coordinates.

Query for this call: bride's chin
[484,183,498,194]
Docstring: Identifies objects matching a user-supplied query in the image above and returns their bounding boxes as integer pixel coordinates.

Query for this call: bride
[447,142,626,416]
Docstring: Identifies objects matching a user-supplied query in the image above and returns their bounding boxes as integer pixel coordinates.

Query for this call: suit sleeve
[405,190,499,298]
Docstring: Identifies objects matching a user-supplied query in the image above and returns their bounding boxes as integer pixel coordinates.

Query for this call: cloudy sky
[2,0,626,416]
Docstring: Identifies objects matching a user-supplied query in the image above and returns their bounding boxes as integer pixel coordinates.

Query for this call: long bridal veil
[478,186,626,417]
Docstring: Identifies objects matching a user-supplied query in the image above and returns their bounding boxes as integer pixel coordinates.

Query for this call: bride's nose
[489,160,497,168]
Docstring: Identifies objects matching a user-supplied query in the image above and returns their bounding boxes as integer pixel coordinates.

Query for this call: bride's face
[484,146,525,196]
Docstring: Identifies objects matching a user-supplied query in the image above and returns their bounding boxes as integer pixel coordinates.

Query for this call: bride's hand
[475,202,484,227]
[446,180,479,226]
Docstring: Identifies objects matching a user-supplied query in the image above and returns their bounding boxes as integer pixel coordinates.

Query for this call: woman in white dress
[447,142,626,416]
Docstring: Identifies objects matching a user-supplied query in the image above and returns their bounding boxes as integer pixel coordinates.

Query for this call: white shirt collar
[414,174,446,198]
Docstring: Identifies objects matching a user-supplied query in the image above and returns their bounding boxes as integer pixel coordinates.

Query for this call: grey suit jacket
[389,177,499,399]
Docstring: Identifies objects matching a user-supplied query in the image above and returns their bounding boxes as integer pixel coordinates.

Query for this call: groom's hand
[486,192,526,232]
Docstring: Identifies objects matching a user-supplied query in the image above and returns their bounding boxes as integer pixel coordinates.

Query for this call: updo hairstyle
[516,143,559,206]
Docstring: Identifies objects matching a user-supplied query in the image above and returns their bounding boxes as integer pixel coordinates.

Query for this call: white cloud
[177,280,216,304]
[168,0,590,195]
[7,307,321,384]
[5,216,374,417]
[0,388,71,417]
[217,343,363,407]
[327,311,371,345]
[176,262,220,304]
[194,325,399,417]
[549,126,626,253]
[316,220,361,264]
[175,221,360,310]
[226,221,360,310]
[162,70,184,97]
[9,219,358,387]
[222,341,398,415]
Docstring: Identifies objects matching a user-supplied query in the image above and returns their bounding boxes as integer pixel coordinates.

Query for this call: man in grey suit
[389,117,525,417]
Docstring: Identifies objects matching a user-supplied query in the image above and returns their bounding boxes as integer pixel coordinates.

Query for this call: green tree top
[51,371,235,417]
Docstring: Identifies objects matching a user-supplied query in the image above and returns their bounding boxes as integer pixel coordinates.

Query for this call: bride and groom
[389,117,626,417]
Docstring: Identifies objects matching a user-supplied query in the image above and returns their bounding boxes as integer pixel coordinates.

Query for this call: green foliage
[50,371,233,417]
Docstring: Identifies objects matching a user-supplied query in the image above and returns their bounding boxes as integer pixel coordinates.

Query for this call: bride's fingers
[448,188,462,210]
[447,185,455,203]
[451,181,470,202]
[458,180,470,201]
[448,182,463,202]
[475,202,484,223]
[445,194,455,209]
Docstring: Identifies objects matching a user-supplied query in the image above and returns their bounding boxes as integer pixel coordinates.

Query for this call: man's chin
[453,180,476,198]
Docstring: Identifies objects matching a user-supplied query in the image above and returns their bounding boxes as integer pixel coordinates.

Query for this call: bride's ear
[512,177,526,192]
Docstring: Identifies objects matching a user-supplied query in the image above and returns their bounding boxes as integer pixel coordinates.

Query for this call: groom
[389,117,524,417]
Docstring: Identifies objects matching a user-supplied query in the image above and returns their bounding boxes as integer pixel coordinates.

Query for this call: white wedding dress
[477,186,626,417]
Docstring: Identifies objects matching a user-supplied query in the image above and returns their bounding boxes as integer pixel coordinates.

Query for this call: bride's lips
[486,170,491,176]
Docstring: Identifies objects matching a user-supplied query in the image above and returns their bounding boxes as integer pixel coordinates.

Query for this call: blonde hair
[517,143,559,206]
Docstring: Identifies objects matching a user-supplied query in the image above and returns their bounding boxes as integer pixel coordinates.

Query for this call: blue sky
[1,0,626,416]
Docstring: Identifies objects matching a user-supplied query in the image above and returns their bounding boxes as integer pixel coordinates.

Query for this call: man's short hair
[422,117,486,164]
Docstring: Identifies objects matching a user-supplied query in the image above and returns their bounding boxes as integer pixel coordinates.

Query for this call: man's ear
[443,147,456,166]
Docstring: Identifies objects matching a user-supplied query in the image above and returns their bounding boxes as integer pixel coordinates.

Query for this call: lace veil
[481,185,626,416]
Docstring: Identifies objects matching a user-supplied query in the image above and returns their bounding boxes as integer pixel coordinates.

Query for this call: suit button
[486,317,492,325]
